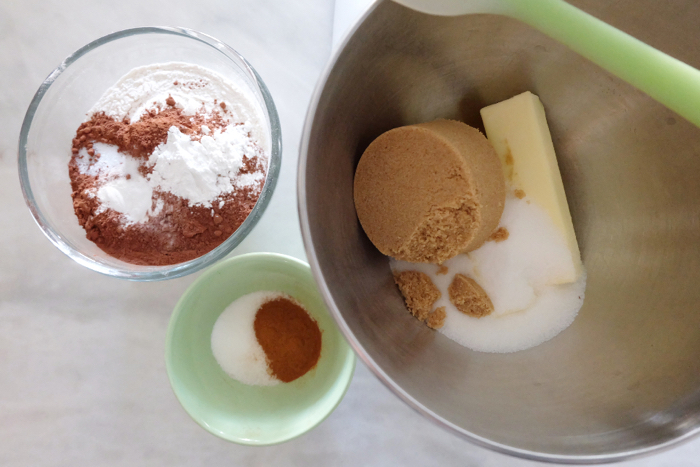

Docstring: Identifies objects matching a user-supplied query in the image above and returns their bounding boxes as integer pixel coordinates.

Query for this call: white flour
[88,62,269,151]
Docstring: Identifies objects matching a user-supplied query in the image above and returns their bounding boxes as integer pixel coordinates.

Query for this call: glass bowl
[18,27,281,281]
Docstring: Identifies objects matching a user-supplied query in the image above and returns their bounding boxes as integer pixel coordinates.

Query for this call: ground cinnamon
[254,297,322,383]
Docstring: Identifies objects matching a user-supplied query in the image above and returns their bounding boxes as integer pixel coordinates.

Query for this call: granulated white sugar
[391,194,586,353]
[210,291,283,386]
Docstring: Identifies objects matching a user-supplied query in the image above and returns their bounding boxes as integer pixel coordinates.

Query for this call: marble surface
[1,0,699,465]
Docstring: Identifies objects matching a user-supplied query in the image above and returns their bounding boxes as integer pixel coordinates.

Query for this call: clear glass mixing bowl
[18,27,281,281]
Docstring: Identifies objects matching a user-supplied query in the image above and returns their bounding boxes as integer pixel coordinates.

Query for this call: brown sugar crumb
[426,306,446,329]
[488,226,509,242]
[436,264,449,275]
[393,270,440,322]
[165,96,176,106]
[514,189,526,199]
[448,273,494,318]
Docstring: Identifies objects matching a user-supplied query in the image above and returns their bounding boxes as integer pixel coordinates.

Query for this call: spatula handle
[504,0,700,128]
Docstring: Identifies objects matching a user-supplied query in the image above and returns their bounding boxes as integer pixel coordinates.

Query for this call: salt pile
[210,291,282,386]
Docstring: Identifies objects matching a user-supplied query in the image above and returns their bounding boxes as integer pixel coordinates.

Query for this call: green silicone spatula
[393,0,700,128]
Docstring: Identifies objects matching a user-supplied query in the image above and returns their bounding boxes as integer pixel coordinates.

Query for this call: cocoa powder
[68,107,265,266]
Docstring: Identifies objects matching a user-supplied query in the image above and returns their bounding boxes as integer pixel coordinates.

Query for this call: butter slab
[480,91,582,283]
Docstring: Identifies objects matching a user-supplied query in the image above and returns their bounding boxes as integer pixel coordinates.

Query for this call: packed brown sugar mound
[354,119,505,264]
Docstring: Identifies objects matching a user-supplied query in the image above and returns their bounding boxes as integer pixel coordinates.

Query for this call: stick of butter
[480,91,582,283]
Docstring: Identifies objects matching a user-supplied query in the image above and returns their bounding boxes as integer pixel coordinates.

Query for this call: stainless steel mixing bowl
[298,0,700,462]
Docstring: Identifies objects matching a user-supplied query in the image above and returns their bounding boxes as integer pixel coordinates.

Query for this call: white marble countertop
[1,0,699,465]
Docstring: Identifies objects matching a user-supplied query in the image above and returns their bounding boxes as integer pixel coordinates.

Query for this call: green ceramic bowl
[165,252,356,445]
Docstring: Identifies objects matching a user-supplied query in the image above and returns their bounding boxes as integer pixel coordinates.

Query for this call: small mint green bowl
[165,252,356,445]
